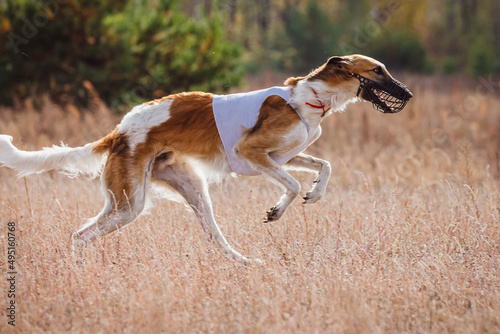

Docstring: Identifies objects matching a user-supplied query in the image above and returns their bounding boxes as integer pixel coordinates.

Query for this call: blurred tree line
[0,0,242,108]
[0,0,499,108]
[216,0,499,76]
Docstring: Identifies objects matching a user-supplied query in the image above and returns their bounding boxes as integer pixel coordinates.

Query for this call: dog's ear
[307,56,353,83]
[284,76,305,86]
[326,56,351,68]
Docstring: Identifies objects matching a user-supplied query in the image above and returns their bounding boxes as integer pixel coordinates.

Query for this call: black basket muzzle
[351,73,413,114]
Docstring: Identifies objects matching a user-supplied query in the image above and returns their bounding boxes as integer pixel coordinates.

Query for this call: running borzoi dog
[0,55,412,264]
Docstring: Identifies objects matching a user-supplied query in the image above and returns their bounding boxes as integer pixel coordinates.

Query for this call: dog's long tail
[0,129,117,178]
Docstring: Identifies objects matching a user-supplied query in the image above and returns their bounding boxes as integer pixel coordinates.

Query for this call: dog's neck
[290,80,359,128]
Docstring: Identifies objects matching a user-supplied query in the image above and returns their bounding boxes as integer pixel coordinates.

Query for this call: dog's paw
[263,206,281,223]
[303,190,325,204]
[303,192,321,204]
[302,182,325,204]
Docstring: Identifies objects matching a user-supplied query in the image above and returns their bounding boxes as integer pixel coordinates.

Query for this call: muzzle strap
[350,72,412,114]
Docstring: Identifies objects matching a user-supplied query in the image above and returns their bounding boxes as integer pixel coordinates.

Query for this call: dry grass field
[1,74,500,333]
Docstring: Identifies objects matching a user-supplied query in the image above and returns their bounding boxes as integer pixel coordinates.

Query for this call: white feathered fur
[0,135,104,178]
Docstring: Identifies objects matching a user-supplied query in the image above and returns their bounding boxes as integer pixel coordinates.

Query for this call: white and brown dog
[0,54,412,264]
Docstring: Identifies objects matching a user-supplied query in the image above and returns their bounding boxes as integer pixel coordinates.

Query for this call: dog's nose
[391,79,413,100]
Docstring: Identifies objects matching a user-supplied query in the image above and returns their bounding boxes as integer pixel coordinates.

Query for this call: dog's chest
[213,86,316,175]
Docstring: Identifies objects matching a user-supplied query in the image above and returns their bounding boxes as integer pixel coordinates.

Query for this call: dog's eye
[373,66,382,74]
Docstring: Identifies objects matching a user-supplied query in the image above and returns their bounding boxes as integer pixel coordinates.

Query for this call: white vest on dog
[213,86,317,176]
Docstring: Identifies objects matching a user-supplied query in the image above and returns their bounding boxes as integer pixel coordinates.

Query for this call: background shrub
[0,0,242,107]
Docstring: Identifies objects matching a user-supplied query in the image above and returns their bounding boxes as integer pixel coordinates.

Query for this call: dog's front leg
[261,164,301,223]
[285,153,331,204]
[238,149,301,222]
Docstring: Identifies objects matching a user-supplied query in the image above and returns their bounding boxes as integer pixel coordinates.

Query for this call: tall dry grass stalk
[1,75,499,333]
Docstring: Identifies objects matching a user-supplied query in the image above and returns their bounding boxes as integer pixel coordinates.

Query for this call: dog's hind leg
[72,200,140,248]
[72,183,145,246]
[72,150,149,247]
[285,153,331,204]
[152,158,252,264]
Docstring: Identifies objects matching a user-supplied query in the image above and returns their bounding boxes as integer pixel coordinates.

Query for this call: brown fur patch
[92,128,139,209]
[284,77,305,86]
[308,57,353,85]
[144,92,220,156]
[101,133,133,209]
[92,126,120,154]
[128,92,222,180]
[317,54,391,83]
[236,95,303,166]
[345,54,387,79]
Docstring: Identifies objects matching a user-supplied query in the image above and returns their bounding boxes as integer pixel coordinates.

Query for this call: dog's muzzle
[351,73,413,114]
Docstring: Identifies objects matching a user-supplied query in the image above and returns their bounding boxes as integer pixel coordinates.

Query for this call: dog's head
[293,54,413,113]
